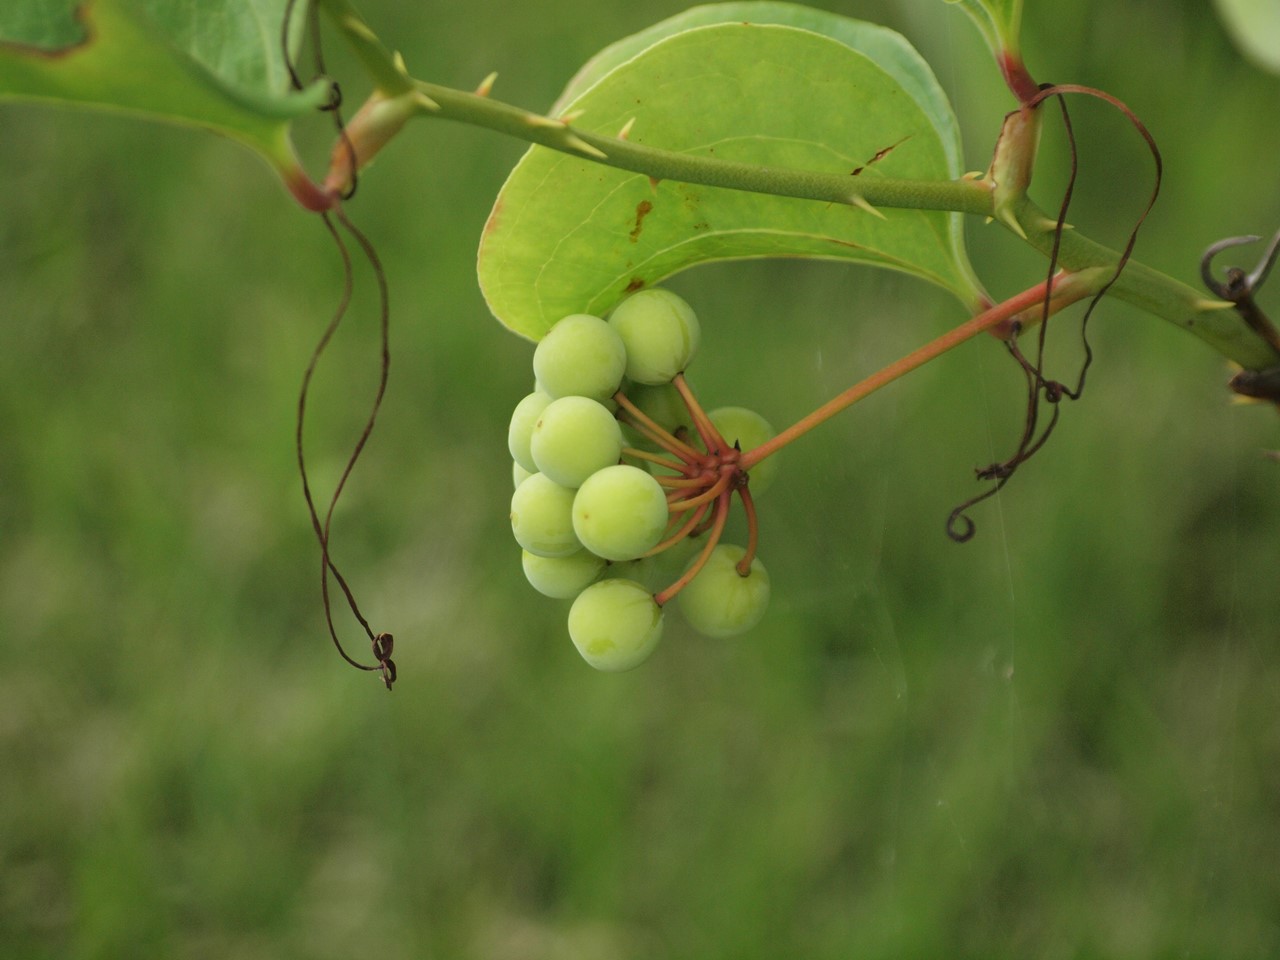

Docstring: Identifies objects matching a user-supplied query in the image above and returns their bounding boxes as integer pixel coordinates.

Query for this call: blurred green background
[2,0,1278,956]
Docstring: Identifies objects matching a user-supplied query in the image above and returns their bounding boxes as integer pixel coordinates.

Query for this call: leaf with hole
[478,2,983,340]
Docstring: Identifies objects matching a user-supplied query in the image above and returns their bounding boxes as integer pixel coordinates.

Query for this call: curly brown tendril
[281,2,394,688]
[295,208,396,689]
[282,0,358,201]
[1201,230,1280,358]
[948,84,1163,542]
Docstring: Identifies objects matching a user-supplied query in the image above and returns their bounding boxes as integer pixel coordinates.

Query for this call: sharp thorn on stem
[996,206,1028,239]
[524,113,566,130]
[564,133,607,160]
[1192,298,1238,312]
[1035,216,1073,233]
[848,194,887,220]
[342,15,377,42]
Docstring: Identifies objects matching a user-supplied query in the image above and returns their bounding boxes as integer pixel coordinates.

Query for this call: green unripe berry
[678,544,770,638]
[568,578,664,671]
[572,464,670,561]
[522,549,606,599]
[608,287,701,385]
[530,396,624,488]
[508,391,553,474]
[533,313,627,401]
[510,472,579,558]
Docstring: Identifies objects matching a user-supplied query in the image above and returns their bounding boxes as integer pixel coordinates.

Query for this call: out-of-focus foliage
[0,1,1277,957]
[1213,0,1280,74]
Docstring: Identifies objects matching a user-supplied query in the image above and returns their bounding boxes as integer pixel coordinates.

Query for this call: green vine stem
[317,0,1280,372]
[1006,195,1277,369]
[413,80,996,216]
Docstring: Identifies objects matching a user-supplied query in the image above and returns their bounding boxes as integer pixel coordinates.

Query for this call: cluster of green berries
[507,287,776,672]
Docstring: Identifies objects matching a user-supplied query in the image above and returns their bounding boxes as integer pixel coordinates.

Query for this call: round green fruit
[678,544,770,638]
[522,549,606,599]
[508,391,553,474]
[568,579,663,671]
[510,472,579,558]
[533,313,627,401]
[572,464,670,561]
[608,288,700,385]
[530,395,624,488]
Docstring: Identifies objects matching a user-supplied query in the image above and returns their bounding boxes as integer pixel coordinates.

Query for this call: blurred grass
[1,0,1278,957]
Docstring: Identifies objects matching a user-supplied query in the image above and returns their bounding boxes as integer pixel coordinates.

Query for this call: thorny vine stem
[315,0,1280,371]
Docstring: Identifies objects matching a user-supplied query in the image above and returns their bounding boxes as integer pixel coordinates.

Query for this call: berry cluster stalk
[612,374,763,600]
[741,273,1100,470]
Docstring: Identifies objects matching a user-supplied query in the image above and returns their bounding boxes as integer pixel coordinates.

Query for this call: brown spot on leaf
[677,186,704,214]
[851,135,912,176]
[1,1,92,57]
[481,196,504,238]
[629,200,653,243]
[625,278,646,293]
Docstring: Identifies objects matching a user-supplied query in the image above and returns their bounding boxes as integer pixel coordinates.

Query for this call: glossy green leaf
[1212,0,1280,74]
[0,0,327,177]
[943,0,1023,60]
[557,0,962,147]
[479,3,982,340]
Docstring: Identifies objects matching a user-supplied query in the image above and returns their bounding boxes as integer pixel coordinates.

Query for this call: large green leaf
[0,0,327,176]
[556,0,963,165]
[478,3,982,340]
